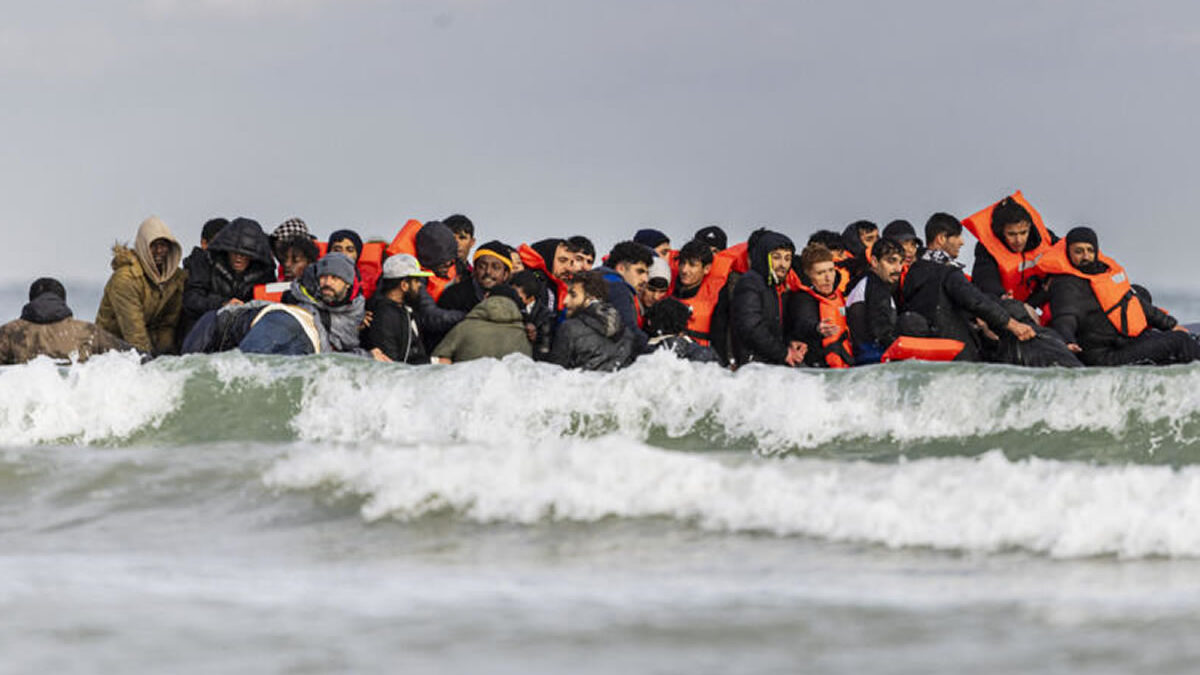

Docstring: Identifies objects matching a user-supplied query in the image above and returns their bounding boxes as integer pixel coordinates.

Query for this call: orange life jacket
[1035,240,1148,338]
[675,246,740,345]
[517,243,569,311]
[880,336,965,363]
[961,190,1053,302]
[357,242,384,299]
[386,219,457,301]
[833,248,869,295]
[796,284,853,368]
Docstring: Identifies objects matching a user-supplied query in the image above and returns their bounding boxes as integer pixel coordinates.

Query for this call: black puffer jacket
[730,230,793,366]
[181,218,275,337]
[549,301,635,371]
[899,249,1012,362]
[1047,269,1175,353]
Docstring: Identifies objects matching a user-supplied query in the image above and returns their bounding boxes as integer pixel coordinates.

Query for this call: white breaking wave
[264,438,1200,559]
[2,350,1200,450]
[0,351,183,445]
[293,351,1200,452]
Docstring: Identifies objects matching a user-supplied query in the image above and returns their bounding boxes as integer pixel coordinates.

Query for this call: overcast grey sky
[2,0,1199,288]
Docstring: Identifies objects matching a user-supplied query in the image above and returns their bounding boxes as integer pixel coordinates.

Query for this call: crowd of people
[2,191,1198,370]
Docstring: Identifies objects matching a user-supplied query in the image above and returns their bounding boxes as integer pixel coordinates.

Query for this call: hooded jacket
[282,264,366,354]
[0,293,130,364]
[899,248,1012,362]
[95,216,186,354]
[181,218,275,338]
[519,239,567,310]
[730,230,794,366]
[549,300,636,371]
[431,295,533,363]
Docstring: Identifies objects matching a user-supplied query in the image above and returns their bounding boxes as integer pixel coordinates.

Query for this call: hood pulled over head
[748,229,794,283]
[133,216,183,285]
[208,217,274,265]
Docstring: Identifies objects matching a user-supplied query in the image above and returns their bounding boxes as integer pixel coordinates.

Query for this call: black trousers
[1083,330,1200,366]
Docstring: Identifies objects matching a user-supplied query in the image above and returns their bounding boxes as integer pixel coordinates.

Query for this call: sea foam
[265,438,1200,559]
[292,351,1200,454]
[3,351,1200,454]
[0,351,183,445]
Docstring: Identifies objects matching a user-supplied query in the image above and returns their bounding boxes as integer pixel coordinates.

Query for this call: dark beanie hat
[29,277,66,302]
[694,226,728,251]
[634,228,670,249]
[1065,226,1099,250]
[328,229,364,260]
[414,221,458,269]
[882,219,918,242]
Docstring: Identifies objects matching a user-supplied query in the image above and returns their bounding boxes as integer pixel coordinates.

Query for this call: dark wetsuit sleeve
[787,293,821,343]
[970,243,1006,298]
[945,268,1010,332]
[414,289,465,336]
[1144,301,1178,331]
[1048,276,1082,344]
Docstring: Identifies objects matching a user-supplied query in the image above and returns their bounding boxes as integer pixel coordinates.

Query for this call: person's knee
[896,312,932,337]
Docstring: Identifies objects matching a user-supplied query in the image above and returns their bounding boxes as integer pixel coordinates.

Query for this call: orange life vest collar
[387,219,458,301]
[961,191,1054,302]
[1037,240,1147,338]
[797,283,853,368]
[517,243,569,311]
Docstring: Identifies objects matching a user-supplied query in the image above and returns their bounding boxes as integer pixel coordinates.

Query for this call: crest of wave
[265,438,1200,559]
[292,352,1200,452]
[0,351,184,445]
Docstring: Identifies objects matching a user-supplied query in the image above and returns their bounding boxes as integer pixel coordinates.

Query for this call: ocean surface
[4,282,1200,674]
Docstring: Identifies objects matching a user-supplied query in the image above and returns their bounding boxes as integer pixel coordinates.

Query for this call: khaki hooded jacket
[95,216,186,353]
